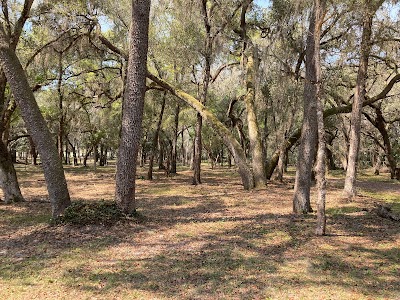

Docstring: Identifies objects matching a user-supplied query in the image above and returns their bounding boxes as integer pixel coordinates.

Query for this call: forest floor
[0,164,399,300]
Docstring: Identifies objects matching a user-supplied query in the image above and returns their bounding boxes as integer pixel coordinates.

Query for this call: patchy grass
[0,165,399,299]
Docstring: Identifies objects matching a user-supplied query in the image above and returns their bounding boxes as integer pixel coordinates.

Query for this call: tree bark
[0,40,71,217]
[193,0,213,186]
[243,45,266,188]
[115,0,151,214]
[343,8,374,199]
[314,0,327,235]
[293,2,321,214]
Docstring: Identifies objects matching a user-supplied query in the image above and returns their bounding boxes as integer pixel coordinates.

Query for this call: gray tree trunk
[0,40,71,217]
[244,45,266,188]
[115,0,151,214]
[343,8,374,199]
[293,2,320,214]
[314,0,327,235]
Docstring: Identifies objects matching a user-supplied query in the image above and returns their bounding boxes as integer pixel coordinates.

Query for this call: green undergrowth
[53,201,145,226]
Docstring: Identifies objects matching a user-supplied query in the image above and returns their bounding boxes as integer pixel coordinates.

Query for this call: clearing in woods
[0,164,399,299]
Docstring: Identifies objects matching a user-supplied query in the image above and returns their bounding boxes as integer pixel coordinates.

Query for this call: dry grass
[0,164,399,299]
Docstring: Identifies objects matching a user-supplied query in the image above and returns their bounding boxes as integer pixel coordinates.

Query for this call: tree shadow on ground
[1,169,399,299]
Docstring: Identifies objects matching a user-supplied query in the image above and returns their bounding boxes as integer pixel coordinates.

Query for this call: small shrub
[54,201,125,226]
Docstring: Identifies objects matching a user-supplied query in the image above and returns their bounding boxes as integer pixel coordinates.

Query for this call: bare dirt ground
[0,165,399,299]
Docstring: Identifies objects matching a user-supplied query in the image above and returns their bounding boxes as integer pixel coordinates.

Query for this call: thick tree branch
[97,34,128,60]
[324,74,400,117]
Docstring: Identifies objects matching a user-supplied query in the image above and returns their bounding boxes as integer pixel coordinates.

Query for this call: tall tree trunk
[193,0,213,185]
[171,104,180,174]
[243,44,266,188]
[115,0,151,214]
[314,0,327,235]
[315,98,327,235]
[148,92,166,180]
[343,8,374,198]
[57,52,64,161]
[293,2,320,214]
[0,39,71,217]
[193,113,203,184]
[239,0,266,188]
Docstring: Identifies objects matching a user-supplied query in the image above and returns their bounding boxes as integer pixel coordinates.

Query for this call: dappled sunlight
[0,166,399,299]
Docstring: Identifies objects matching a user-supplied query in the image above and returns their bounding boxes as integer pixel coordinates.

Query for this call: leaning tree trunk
[115,0,151,214]
[0,41,71,217]
[293,3,320,214]
[343,9,374,199]
[147,73,255,190]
